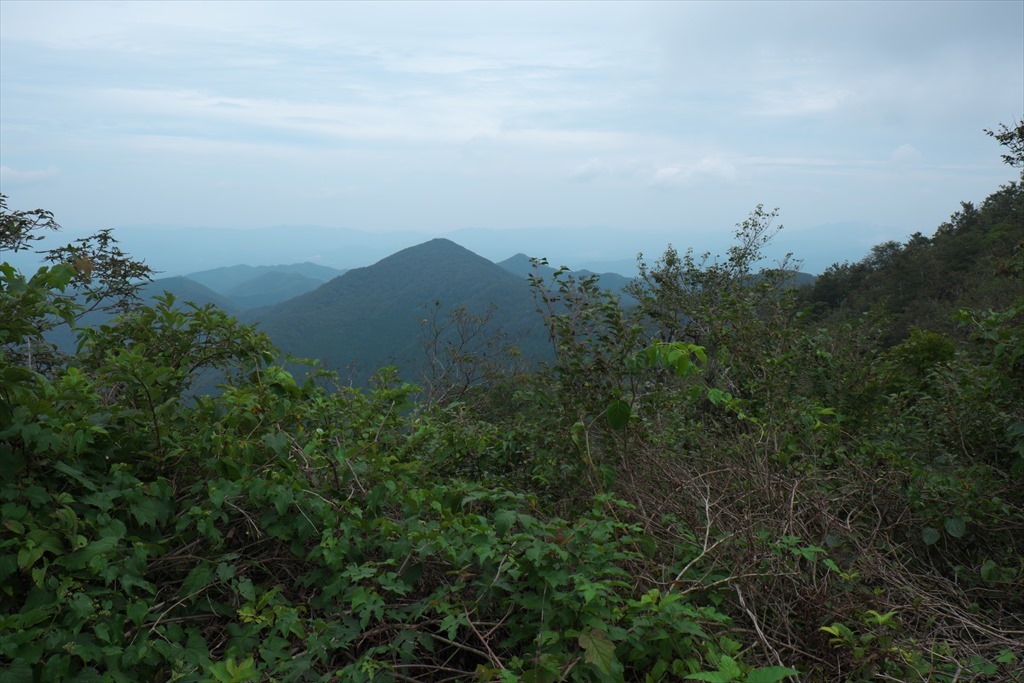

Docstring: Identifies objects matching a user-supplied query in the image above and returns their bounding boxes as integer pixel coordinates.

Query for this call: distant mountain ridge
[498,253,631,290]
[187,262,345,292]
[498,253,636,304]
[142,276,238,313]
[185,262,346,309]
[155,243,815,385]
[222,272,325,309]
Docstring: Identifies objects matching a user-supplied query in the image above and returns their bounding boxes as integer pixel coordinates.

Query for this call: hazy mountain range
[61,221,886,280]
[186,262,347,309]
[111,239,642,384]
[149,243,643,317]
[41,238,817,385]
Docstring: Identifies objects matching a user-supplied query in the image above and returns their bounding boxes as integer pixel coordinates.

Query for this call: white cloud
[89,86,639,153]
[0,165,59,183]
[650,157,737,187]
[890,144,923,164]
[754,85,852,117]
[569,158,614,182]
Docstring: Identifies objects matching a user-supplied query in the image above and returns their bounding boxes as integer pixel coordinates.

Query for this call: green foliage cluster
[0,202,790,683]
[2,122,1023,682]
[800,167,1023,345]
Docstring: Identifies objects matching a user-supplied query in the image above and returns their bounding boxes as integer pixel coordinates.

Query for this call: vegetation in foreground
[1,122,1022,681]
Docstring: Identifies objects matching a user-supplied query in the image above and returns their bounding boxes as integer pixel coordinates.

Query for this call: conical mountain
[254,239,544,383]
[497,253,559,279]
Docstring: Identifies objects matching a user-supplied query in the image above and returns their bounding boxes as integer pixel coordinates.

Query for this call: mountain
[799,179,1023,344]
[184,262,347,310]
[142,276,238,313]
[187,262,345,294]
[497,253,559,280]
[498,253,634,296]
[782,271,817,288]
[104,225,424,275]
[223,272,327,309]
[253,239,546,384]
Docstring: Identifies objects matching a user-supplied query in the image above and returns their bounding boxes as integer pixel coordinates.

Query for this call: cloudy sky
[1,1,1021,273]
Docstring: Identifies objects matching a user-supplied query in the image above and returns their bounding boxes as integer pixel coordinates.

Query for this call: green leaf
[53,461,98,492]
[745,666,800,683]
[126,600,149,627]
[686,672,733,683]
[707,388,726,406]
[120,572,156,595]
[718,656,742,679]
[570,421,586,449]
[494,509,517,536]
[921,527,940,545]
[100,518,127,541]
[22,486,50,507]
[65,536,119,570]
[80,491,116,512]
[944,516,966,539]
[578,627,617,675]
[676,620,709,639]
[439,613,461,640]
[521,668,560,683]
[400,561,424,586]
[130,498,166,529]
[236,577,256,602]
[606,399,631,430]
[0,553,17,582]
[2,658,35,683]
[181,562,214,597]
[216,562,237,582]
[980,559,1015,583]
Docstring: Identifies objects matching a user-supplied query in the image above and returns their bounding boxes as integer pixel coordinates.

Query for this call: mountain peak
[255,237,543,384]
[364,238,500,275]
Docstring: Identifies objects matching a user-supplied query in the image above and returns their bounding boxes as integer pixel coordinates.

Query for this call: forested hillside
[800,173,1022,344]
[250,238,547,386]
[1,123,1022,682]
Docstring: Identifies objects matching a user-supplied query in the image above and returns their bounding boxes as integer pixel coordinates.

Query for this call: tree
[1,194,156,375]
[0,194,60,256]
[1,194,155,320]
[627,205,799,392]
[984,117,1024,170]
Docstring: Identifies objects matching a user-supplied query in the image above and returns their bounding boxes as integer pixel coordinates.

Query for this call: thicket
[2,124,1023,682]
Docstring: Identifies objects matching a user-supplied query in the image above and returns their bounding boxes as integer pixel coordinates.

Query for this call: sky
[1,0,1022,274]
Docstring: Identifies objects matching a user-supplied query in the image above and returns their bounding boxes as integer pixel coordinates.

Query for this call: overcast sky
[1,1,1021,273]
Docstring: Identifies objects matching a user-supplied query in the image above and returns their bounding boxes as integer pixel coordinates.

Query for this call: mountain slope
[497,253,559,280]
[254,239,545,383]
[142,276,238,313]
[800,179,1023,344]
[187,262,345,294]
[223,272,326,309]
[499,253,634,292]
